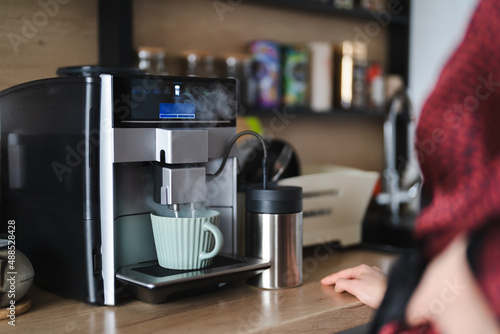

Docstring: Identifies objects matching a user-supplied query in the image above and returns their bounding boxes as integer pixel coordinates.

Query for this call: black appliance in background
[237,138,301,186]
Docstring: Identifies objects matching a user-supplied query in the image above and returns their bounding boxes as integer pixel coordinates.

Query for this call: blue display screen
[159,103,195,119]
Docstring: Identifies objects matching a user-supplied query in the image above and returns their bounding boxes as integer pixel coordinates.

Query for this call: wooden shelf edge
[244,0,409,26]
[239,106,387,119]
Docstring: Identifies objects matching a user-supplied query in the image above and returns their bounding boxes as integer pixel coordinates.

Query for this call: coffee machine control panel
[111,75,237,128]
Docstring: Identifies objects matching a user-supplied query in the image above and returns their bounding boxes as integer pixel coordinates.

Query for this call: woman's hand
[321,264,388,309]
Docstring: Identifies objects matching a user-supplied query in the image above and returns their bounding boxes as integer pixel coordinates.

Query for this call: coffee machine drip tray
[116,254,271,304]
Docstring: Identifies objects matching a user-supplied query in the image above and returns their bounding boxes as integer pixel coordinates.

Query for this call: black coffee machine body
[0,74,268,305]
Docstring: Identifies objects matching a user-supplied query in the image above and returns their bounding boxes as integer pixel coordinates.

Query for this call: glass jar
[136,46,169,75]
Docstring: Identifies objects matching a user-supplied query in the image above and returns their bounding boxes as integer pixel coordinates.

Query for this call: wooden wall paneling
[0,0,98,91]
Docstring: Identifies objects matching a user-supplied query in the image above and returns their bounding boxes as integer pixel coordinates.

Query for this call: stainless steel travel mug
[246,185,303,289]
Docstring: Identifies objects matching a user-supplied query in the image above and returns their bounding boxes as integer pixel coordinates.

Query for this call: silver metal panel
[99,74,116,305]
[113,128,156,163]
[113,128,208,164]
[157,128,208,164]
[115,254,271,304]
[207,127,236,159]
[205,157,235,207]
[205,157,238,254]
[115,254,270,288]
[161,167,206,205]
[246,212,303,289]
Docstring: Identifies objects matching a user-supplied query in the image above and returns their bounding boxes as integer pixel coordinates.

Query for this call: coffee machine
[0,73,269,305]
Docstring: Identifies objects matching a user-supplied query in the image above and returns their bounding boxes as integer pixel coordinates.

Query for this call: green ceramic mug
[150,210,224,270]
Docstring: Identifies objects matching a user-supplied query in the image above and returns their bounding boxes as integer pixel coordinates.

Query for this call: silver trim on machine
[99,74,116,305]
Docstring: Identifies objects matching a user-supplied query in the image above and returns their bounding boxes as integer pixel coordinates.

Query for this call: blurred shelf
[239,106,387,119]
[245,0,410,26]
[98,0,409,84]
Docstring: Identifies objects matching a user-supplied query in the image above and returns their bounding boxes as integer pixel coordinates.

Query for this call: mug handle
[199,222,224,261]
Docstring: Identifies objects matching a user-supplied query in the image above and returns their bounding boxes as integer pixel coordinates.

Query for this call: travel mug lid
[246,184,302,214]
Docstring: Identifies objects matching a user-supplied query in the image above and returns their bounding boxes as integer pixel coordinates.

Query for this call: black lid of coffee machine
[246,185,302,214]
[56,65,144,77]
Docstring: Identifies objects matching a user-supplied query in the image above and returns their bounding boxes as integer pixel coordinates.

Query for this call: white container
[278,165,379,247]
[307,42,333,112]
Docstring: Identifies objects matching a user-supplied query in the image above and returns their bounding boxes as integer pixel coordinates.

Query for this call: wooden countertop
[1,247,396,334]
